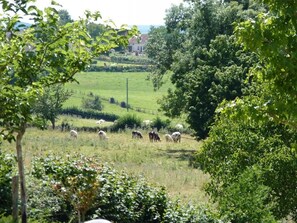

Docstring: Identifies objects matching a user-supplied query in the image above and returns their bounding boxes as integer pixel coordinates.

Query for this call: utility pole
[126,78,129,112]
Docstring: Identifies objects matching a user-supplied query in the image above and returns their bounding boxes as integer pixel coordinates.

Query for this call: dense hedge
[98,54,151,65]
[85,64,152,73]
[60,107,119,121]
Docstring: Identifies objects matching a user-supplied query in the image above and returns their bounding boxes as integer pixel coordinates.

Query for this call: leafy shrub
[151,116,171,131]
[194,100,297,222]
[110,114,142,131]
[109,97,115,104]
[0,151,15,215]
[82,95,103,111]
[120,101,127,108]
[29,154,221,223]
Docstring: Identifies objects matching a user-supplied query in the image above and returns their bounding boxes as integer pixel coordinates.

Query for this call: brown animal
[149,131,161,142]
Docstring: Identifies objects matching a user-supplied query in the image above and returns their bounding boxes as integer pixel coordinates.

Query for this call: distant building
[128,34,148,54]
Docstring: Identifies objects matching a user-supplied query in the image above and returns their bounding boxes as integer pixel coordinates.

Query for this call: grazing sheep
[96,119,106,124]
[70,130,78,138]
[175,124,183,130]
[98,130,108,140]
[84,219,112,223]
[164,134,173,142]
[142,119,152,127]
[132,130,143,139]
[149,131,161,142]
[171,131,181,143]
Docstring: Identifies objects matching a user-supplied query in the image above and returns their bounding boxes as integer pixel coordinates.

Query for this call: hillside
[64,71,174,120]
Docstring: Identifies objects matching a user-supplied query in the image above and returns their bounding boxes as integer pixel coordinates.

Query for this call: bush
[82,95,103,111]
[120,101,127,108]
[151,116,171,131]
[29,154,221,223]
[109,97,115,104]
[110,114,142,131]
[0,151,15,215]
[194,103,297,222]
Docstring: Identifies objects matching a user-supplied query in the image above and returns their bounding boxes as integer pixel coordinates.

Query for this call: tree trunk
[51,119,55,130]
[16,125,27,223]
[12,176,19,223]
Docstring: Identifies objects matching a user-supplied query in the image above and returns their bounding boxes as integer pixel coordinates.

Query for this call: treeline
[60,107,119,121]
[85,64,151,73]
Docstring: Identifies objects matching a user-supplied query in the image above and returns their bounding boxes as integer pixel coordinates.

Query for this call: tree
[235,0,297,128]
[194,0,297,221]
[33,84,72,129]
[58,9,73,25]
[0,1,137,222]
[148,0,260,139]
[146,3,190,89]
[82,95,103,111]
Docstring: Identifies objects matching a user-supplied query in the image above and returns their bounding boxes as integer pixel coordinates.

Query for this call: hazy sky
[34,0,184,26]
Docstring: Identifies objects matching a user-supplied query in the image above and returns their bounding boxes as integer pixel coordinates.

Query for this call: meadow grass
[64,71,173,120]
[3,127,210,205]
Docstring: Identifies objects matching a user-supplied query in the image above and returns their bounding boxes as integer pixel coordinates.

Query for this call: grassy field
[64,71,174,120]
[3,127,209,206]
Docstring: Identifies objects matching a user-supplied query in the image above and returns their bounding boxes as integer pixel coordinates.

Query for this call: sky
[34,0,184,26]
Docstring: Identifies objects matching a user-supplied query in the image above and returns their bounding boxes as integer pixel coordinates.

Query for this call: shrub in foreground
[29,154,221,223]
[0,150,15,215]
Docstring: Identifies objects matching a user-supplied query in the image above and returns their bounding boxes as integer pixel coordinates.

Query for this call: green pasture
[64,71,173,120]
[3,127,209,205]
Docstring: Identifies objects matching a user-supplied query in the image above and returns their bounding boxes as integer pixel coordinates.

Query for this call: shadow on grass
[165,149,197,163]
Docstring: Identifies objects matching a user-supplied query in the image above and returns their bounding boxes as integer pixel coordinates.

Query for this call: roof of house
[129,34,148,45]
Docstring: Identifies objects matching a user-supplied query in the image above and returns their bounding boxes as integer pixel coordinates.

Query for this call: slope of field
[64,71,173,120]
[3,128,209,205]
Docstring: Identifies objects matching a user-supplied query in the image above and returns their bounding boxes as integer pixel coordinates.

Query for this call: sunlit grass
[3,127,209,205]
[63,71,173,120]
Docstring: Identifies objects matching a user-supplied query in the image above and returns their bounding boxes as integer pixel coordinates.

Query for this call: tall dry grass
[2,127,210,205]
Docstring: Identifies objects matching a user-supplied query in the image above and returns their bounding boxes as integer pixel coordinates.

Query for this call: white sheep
[171,131,181,143]
[96,119,106,124]
[142,119,152,126]
[164,134,173,142]
[175,124,183,130]
[70,130,78,138]
[84,219,112,223]
[98,130,108,140]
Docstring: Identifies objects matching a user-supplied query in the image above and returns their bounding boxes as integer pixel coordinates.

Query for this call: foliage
[194,97,297,221]
[147,0,261,139]
[29,154,221,223]
[0,0,137,141]
[86,64,152,72]
[82,95,103,111]
[60,107,119,121]
[151,116,171,131]
[235,0,297,129]
[146,3,190,89]
[111,113,142,131]
[58,9,73,25]
[33,84,72,129]
[104,53,151,65]
[0,1,137,222]
[31,154,101,222]
[0,151,15,215]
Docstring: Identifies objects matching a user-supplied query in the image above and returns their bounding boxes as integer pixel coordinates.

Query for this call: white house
[128,34,148,54]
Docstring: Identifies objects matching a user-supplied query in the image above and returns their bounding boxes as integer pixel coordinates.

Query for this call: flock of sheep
[69,129,182,143]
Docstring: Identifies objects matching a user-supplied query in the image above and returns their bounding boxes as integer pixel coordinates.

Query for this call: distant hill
[131,25,161,34]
